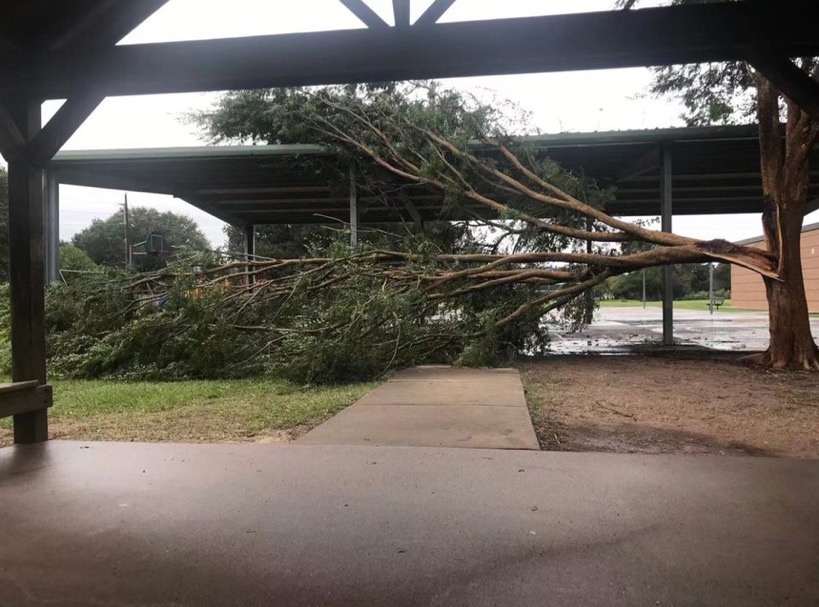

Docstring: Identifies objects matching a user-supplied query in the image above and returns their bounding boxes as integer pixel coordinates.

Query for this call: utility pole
[123,193,131,267]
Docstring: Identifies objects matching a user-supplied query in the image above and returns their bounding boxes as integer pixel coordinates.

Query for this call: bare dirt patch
[519,355,819,458]
[41,418,297,446]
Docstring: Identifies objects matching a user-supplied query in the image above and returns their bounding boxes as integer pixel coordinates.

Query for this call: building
[731,222,819,313]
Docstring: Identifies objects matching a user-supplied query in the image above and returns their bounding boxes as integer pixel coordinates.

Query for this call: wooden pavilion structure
[1,0,818,443]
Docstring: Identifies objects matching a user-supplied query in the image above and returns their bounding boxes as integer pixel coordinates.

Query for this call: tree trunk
[759,208,819,369]
[747,75,819,370]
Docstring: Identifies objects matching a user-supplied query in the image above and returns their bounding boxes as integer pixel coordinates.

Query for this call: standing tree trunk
[752,76,819,370]
[763,210,819,369]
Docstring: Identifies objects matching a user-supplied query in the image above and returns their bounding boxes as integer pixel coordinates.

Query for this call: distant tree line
[71,207,209,272]
[607,263,731,301]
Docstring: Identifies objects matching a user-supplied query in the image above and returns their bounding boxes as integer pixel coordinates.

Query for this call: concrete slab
[356,379,525,407]
[297,404,539,449]
[298,366,538,449]
[1,441,817,606]
[390,365,519,381]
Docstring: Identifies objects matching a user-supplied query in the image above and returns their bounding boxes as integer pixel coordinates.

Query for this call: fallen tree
[196,82,819,370]
[42,80,816,382]
[293,82,814,369]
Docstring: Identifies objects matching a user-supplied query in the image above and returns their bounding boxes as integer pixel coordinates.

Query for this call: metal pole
[349,165,358,248]
[642,269,646,309]
[709,262,714,314]
[244,224,256,288]
[661,143,674,345]
[123,193,131,267]
[45,173,60,283]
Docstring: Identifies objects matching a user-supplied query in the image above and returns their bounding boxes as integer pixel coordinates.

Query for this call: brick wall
[730,224,819,313]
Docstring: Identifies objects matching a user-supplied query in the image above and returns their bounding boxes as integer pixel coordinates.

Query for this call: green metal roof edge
[51,143,329,163]
[50,124,766,165]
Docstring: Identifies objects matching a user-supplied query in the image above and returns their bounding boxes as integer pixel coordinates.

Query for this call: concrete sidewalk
[2,441,817,606]
[298,366,539,450]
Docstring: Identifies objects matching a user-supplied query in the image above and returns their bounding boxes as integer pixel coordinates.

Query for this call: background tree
[620,0,818,368]
[608,263,729,301]
[59,243,98,273]
[72,206,209,271]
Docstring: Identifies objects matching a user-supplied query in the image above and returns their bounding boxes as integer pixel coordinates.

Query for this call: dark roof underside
[3,1,819,100]
[50,125,819,226]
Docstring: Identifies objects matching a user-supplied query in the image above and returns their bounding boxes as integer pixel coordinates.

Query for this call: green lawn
[0,378,376,447]
[599,299,762,313]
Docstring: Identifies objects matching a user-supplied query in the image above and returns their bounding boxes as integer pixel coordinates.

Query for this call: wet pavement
[547,306,819,354]
[2,441,818,606]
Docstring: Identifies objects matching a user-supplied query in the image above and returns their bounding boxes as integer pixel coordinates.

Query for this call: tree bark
[760,210,819,369]
[748,75,819,369]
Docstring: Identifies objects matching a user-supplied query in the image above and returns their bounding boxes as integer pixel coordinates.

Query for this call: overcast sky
[8,0,819,247]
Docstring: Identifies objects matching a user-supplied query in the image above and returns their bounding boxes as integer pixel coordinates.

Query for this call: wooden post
[7,98,48,443]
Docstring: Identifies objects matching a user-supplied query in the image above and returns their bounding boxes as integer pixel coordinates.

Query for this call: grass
[599,299,763,313]
[0,378,377,447]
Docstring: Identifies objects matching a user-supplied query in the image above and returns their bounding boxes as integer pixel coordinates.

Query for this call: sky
[7,0,819,248]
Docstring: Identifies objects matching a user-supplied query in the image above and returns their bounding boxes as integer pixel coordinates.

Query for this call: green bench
[709,296,726,311]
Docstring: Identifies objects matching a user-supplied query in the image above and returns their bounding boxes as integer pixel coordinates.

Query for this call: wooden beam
[7,98,48,443]
[29,93,105,166]
[750,55,819,123]
[415,0,457,26]
[0,384,52,418]
[393,0,411,28]
[0,101,26,162]
[0,34,23,57]
[49,0,170,51]
[338,0,389,28]
[11,0,819,99]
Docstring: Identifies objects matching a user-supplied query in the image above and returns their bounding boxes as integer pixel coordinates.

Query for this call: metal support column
[244,224,255,287]
[661,143,674,345]
[45,173,60,283]
[7,99,48,443]
[708,263,715,314]
[349,165,358,248]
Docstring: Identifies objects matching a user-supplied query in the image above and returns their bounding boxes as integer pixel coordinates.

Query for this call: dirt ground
[518,355,819,459]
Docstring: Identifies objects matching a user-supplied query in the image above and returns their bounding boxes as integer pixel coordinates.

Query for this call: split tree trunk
[761,210,819,369]
[751,76,819,370]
